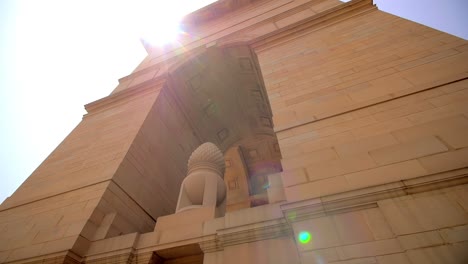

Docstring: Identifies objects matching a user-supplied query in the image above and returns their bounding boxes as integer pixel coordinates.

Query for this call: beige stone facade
[1,0,468,263]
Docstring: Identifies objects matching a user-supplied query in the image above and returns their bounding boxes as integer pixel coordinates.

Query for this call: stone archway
[113,45,283,224]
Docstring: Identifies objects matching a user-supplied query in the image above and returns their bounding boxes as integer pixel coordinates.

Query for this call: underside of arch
[112,45,283,222]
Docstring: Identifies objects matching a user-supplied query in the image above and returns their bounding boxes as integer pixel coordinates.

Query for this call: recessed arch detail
[129,44,283,219]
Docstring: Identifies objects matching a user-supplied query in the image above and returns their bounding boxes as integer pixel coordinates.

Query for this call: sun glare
[141,21,182,46]
[136,0,217,46]
[133,1,183,46]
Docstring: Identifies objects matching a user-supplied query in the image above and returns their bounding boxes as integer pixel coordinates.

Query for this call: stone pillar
[176,142,227,217]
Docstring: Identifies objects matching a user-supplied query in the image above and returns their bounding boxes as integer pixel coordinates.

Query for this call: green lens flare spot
[298,231,311,244]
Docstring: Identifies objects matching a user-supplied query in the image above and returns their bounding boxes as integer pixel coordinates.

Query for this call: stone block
[439,225,468,243]
[32,225,68,244]
[351,117,413,139]
[410,194,468,229]
[428,85,468,107]
[368,88,443,114]
[295,94,354,124]
[300,248,340,264]
[348,73,413,102]
[345,160,427,190]
[406,99,468,124]
[128,68,159,87]
[0,251,10,263]
[6,243,44,262]
[369,136,448,165]
[203,251,223,264]
[376,253,411,264]
[397,231,444,250]
[439,79,468,93]
[334,133,398,157]
[29,212,64,231]
[310,0,341,12]
[64,220,96,240]
[135,231,159,249]
[155,207,215,231]
[281,168,308,187]
[85,232,138,256]
[299,132,356,153]
[306,153,376,181]
[223,237,299,264]
[158,223,204,244]
[378,198,425,235]
[418,147,468,174]
[372,101,434,122]
[406,242,468,264]
[267,173,283,188]
[293,216,341,251]
[336,238,402,260]
[396,48,460,71]
[438,127,468,149]
[362,208,394,240]
[71,235,90,257]
[281,147,338,170]
[285,176,349,201]
[379,194,468,235]
[330,257,377,264]
[393,114,468,141]
[273,110,297,129]
[224,203,283,228]
[400,51,468,86]
[3,231,37,251]
[40,235,79,256]
[275,9,316,29]
[267,187,286,203]
[310,116,377,139]
[201,218,224,238]
[332,211,374,245]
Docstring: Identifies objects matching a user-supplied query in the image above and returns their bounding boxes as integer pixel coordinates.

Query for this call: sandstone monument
[1,0,467,263]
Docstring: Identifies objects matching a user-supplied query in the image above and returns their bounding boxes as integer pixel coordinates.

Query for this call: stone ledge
[281,167,468,223]
[200,218,292,252]
[84,76,166,116]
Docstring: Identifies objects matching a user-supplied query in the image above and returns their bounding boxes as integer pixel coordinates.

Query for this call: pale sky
[0,0,467,203]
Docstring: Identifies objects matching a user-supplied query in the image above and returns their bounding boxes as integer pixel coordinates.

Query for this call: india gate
[1,0,468,263]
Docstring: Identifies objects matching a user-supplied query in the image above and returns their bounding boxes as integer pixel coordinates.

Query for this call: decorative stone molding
[199,218,292,253]
[281,168,468,223]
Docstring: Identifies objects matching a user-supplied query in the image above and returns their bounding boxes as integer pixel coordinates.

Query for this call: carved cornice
[281,168,468,223]
[199,218,292,252]
[3,251,82,264]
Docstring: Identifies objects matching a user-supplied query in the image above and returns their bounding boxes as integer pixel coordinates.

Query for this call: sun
[132,1,185,46]
[141,20,182,47]
[135,0,218,47]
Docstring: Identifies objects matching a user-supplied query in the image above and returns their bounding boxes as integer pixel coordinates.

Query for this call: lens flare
[287,211,296,221]
[298,231,311,244]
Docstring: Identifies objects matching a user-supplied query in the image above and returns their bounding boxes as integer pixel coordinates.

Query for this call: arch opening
[165,45,284,212]
[121,45,284,222]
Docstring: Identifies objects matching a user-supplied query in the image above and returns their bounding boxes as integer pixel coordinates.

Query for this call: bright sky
[0,0,467,203]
